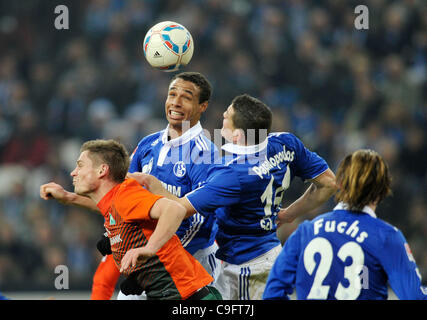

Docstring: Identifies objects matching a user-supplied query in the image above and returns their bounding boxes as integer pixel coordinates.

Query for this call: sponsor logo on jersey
[160,181,182,197]
[109,234,122,246]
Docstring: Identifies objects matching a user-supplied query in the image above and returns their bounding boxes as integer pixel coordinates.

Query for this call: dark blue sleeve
[186,165,241,214]
[288,134,329,181]
[380,229,427,300]
[263,225,303,300]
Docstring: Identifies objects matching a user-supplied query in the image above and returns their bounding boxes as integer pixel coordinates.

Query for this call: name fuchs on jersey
[251,145,295,179]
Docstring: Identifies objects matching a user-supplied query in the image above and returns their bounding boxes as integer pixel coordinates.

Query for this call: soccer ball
[142,21,194,72]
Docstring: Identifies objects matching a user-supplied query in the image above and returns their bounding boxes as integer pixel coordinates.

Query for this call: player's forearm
[65,192,100,212]
[152,190,196,218]
[280,181,336,221]
[145,203,186,253]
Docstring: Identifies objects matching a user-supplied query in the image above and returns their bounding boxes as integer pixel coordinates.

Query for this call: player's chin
[74,186,88,196]
[167,116,187,127]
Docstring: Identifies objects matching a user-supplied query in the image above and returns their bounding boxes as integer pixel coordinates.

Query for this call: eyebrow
[169,86,194,96]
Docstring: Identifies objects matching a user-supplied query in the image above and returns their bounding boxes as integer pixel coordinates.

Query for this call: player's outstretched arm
[127,172,196,217]
[277,168,337,224]
[120,197,186,272]
[40,182,99,212]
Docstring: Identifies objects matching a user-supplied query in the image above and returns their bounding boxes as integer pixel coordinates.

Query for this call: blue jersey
[263,203,427,300]
[187,132,329,265]
[129,122,219,255]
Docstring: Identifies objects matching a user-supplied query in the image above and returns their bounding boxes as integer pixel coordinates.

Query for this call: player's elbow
[317,169,338,194]
[162,198,187,221]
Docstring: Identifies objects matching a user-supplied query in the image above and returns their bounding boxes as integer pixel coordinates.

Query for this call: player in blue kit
[263,149,427,300]
[40,72,221,299]
[126,94,337,300]
[128,71,220,273]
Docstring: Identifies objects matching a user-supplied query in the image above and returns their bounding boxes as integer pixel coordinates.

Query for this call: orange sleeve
[115,179,163,223]
[90,255,121,300]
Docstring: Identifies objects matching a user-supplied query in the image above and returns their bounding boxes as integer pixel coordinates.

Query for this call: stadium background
[0,0,425,299]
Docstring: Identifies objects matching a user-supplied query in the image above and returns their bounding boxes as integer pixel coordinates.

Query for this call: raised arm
[277,168,337,225]
[40,182,99,212]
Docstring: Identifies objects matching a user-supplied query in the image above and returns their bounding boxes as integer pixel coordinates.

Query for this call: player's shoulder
[132,131,164,159]
[116,179,143,197]
[191,131,217,153]
[268,131,297,141]
[114,179,162,219]
[137,130,164,147]
[371,216,403,241]
[116,179,155,203]
[268,132,302,149]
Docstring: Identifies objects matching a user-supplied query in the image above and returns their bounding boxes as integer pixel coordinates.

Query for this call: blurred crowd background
[0,0,425,292]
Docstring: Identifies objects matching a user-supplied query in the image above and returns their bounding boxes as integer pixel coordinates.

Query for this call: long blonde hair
[335,149,392,211]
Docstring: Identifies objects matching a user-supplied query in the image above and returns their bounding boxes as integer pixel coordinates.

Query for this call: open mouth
[168,110,185,119]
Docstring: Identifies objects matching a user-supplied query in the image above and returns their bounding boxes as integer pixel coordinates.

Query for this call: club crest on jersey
[109,213,116,225]
[173,161,186,177]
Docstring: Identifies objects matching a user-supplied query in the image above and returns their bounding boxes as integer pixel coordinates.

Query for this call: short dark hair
[171,72,212,104]
[80,139,129,183]
[231,94,272,144]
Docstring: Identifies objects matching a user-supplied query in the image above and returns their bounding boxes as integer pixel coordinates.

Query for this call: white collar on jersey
[161,121,203,147]
[334,202,377,218]
[221,137,268,155]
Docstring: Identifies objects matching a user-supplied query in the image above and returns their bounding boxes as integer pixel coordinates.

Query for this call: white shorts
[117,242,220,300]
[215,245,281,300]
[192,241,221,286]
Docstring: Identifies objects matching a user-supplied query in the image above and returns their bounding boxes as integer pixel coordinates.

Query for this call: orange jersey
[96,178,213,299]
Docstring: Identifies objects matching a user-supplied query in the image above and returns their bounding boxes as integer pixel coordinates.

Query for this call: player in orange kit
[41,139,221,300]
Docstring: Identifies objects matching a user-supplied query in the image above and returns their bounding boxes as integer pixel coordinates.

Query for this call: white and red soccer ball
[142,21,194,72]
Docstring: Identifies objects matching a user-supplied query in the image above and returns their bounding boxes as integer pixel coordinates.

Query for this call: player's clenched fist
[40,182,71,204]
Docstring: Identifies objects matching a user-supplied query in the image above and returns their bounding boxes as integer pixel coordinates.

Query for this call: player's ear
[232,128,245,145]
[199,101,208,113]
[98,164,110,179]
